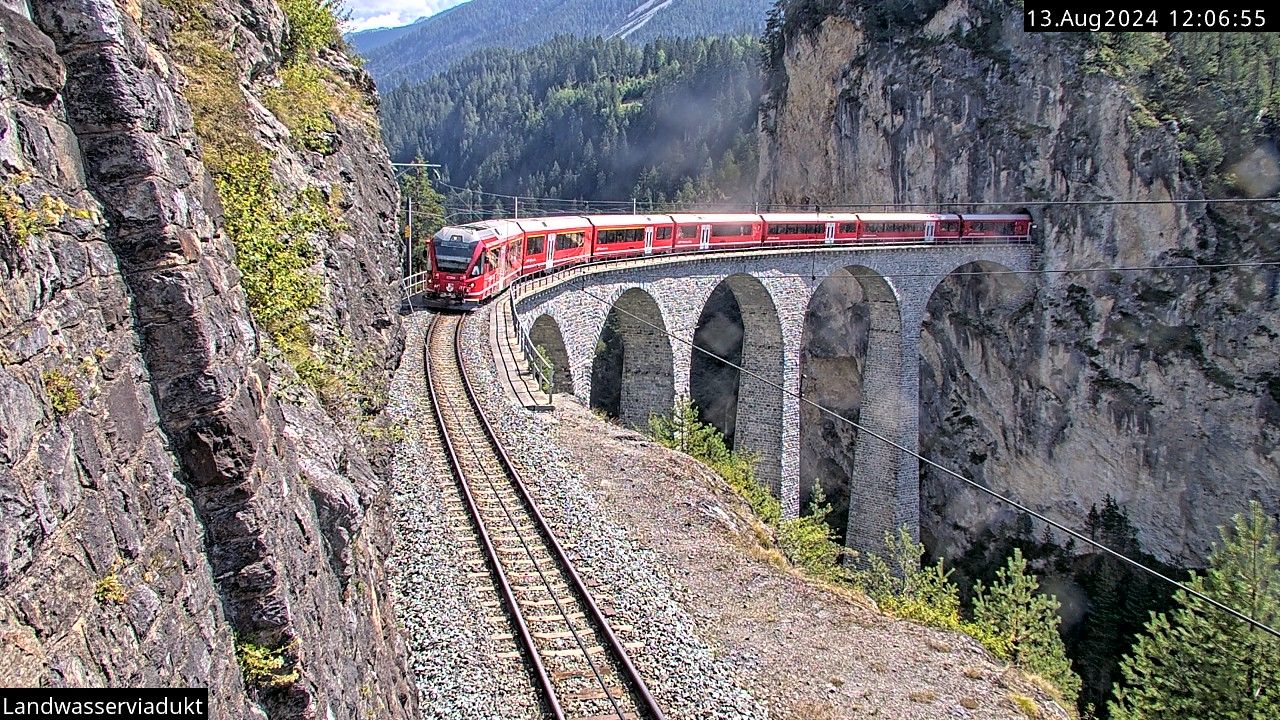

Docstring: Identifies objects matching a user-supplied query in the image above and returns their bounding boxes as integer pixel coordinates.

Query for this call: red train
[422,212,1031,305]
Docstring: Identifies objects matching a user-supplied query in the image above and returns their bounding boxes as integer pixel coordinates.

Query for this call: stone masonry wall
[514,243,1035,554]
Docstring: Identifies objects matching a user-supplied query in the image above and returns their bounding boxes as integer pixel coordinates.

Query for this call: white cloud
[343,0,469,32]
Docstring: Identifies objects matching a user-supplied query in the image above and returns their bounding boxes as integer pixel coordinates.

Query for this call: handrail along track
[425,312,665,720]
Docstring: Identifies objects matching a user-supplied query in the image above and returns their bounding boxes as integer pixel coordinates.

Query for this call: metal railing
[502,291,555,406]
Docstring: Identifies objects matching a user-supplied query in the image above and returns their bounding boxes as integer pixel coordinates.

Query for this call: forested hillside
[381,34,762,212]
[356,0,772,84]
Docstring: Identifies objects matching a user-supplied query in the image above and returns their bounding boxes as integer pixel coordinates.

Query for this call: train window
[971,221,1018,236]
[598,227,644,244]
[938,221,961,234]
[775,223,824,235]
[863,222,921,234]
[555,231,585,251]
[656,227,672,240]
[433,233,478,273]
[525,234,545,255]
[678,225,698,239]
[711,223,750,237]
[476,249,497,276]
[838,223,857,234]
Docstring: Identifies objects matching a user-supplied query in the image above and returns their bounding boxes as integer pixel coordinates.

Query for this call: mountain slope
[346,14,432,54]
[380,34,761,209]
[358,0,772,85]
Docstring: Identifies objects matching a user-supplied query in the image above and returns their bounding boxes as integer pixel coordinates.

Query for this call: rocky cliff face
[1,0,414,716]
[761,1,1280,565]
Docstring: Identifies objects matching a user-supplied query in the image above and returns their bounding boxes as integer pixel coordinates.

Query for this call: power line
[755,197,1280,209]
[564,284,1280,640]
[508,257,1280,283]
[431,177,1280,212]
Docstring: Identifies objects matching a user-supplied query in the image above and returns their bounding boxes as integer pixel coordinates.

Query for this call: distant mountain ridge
[345,15,430,54]
[350,0,773,86]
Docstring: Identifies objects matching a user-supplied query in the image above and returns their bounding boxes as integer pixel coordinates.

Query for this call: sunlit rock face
[764,2,1280,565]
[1,1,415,715]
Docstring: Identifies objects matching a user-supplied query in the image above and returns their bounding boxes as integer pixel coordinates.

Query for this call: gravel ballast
[386,304,1064,720]
[459,303,1066,720]
[386,312,540,720]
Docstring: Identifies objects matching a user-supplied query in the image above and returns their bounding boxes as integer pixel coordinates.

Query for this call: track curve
[425,311,666,720]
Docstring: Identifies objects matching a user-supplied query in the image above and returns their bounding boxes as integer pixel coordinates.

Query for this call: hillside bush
[648,399,1080,704]
[280,0,341,61]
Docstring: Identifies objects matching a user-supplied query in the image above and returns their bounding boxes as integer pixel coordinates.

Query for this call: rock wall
[1,1,415,717]
[760,1,1280,564]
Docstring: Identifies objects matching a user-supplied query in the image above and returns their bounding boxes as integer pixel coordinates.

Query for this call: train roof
[514,216,592,233]
[666,213,763,224]
[584,214,675,227]
[468,219,524,238]
[759,213,860,223]
[854,212,963,221]
[959,213,1031,221]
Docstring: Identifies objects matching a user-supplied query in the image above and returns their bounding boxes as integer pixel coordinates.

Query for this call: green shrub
[974,549,1082,706]
[213,152,338,389]
[264,63,337,152]
[93,574,127,604]
[42,369,81,417]
[280,0,341,61]
[649,399,780,526]
[1010,693,1042,719]
[235,640,300,688]
[262,60,373,154]
[1,173,88,246]
[777,484,850,581]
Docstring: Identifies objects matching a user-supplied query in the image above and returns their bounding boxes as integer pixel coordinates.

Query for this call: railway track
[425,312,666,720]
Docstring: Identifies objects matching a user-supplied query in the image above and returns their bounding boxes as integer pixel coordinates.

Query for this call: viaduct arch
[513,244,1037,557]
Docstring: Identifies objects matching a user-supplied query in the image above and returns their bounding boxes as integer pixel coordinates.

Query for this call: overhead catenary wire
[491,259,1280,284]
[428,176,1280,213]
[567,284,1280,641]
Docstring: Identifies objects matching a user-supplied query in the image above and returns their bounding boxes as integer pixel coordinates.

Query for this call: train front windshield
[433,234,478,273]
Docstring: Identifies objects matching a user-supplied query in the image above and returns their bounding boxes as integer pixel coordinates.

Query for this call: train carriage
[425,219,524,304]
[667,213,763,253]
[422,209,1032,306]
[959,214,1032,241]
[514,216,593,274]
[854,213,964,243]
[760,213,861,246]
[587,214,677,259]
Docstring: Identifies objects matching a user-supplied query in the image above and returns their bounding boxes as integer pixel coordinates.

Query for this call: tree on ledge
[1111,502,1280,720]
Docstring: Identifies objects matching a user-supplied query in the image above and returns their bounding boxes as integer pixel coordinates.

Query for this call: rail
[425,313,666,720]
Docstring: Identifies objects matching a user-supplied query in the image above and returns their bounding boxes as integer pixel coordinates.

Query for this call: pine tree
[974,548,1082,705]
[1110,503,1280,720]
[400,155,445,273]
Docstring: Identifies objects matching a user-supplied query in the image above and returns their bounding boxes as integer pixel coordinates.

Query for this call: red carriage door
[644,226,654,255]
[824,222,836,245]
[699,224,711,250]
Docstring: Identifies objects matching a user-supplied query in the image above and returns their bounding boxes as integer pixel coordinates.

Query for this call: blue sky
[344,0,468,32]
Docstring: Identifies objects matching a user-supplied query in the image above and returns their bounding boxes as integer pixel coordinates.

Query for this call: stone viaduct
[510,243,1037,555]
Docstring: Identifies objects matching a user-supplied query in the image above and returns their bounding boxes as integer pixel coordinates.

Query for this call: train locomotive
[422,211,1031,306]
